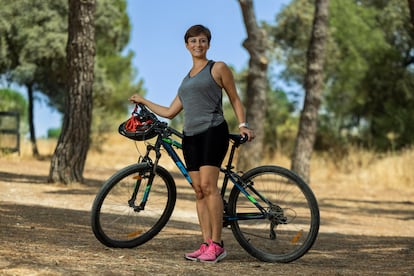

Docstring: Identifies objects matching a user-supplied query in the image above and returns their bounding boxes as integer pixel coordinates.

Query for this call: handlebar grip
[240,135,248,144]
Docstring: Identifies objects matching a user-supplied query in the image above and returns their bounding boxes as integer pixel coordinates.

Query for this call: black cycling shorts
[182,121,229,171]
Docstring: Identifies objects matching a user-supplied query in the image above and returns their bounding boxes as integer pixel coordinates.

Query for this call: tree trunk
[291,0,329,184]
[409,0,414,26]
[237,0,268,170]
[27,83,39,158]
[49,0,96,184]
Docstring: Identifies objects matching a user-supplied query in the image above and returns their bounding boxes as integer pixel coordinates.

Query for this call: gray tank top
[178,60,224,136]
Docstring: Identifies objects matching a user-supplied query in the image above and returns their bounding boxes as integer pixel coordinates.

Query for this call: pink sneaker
[197,241,227,263]
[184,241,210,261]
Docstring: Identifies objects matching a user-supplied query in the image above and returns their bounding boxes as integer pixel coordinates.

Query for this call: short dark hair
[184,24,211,44]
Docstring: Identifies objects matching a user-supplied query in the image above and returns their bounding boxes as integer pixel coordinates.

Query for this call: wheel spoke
[91,164,176,248]
[228,166,319,263]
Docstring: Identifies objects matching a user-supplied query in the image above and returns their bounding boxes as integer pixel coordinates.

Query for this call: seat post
[225,142,237,171]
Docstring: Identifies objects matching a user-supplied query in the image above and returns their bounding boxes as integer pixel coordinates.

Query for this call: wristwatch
[238,122,249,129]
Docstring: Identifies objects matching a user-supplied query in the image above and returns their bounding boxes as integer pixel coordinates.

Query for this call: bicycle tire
[91,163,176,248]
[228,165,319,263]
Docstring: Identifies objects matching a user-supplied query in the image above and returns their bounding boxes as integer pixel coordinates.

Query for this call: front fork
[128,146,161,212]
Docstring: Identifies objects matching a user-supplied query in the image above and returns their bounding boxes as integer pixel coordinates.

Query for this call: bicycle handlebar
[167,126,183,139]
[135,103,246,145]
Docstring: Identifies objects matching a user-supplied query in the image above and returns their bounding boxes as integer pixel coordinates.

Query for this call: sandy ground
[0,155,413,275]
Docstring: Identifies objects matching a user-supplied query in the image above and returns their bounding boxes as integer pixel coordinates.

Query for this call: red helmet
[118,105,158,141]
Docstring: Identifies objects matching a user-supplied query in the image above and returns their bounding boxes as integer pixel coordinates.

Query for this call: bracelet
[239,122,249,128]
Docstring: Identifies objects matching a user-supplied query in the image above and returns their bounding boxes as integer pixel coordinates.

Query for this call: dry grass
[1,135,413,275]
[309,146,413,193]
[3,135,413,193]
[353,147,413,189]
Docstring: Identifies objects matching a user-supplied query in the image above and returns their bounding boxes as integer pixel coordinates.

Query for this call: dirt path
[1,158,413,275]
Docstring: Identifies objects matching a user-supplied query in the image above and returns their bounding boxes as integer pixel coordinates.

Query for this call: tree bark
[49,0,96,184]
[291,0,329,184]
[27,83,39,158]
[409,0,414,26]
[237,0,268,170]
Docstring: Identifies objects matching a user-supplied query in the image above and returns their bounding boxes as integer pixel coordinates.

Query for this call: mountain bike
[91,104,320,263]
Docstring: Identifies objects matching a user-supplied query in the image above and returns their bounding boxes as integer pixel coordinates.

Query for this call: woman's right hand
[129,94,143,103]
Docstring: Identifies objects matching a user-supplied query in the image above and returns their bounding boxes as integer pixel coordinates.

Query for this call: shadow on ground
[0,203,413,275]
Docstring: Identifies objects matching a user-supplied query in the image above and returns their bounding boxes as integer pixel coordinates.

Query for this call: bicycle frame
[92,104,320,263]
[139,130,270,223]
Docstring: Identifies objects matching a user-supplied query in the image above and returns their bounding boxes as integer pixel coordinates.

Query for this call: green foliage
[93,0,145,116]
[265,0,314,85]
[268,0,414,151]
[229,65,297,156]
[264,87,296,156]
[0,0,146,143]
[355,2,414,150]
[0,88,28,134]
[0,88,27,115]
[47,127,61,139]
[95,0,130,55]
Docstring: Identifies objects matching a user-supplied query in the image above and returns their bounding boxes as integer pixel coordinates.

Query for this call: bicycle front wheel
[228,165,319,263]
[91,163,176,248]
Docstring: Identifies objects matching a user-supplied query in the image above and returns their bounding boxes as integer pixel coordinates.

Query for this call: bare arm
[129,94,182,119]
[212,62,255,141]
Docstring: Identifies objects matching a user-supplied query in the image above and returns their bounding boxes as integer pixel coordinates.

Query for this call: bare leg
[189,171,212,242]
[199,165,223,243]
[189,166,223,243]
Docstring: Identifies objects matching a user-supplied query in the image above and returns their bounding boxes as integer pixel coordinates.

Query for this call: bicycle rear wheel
[91,163,176,248]
[228,165,319,263]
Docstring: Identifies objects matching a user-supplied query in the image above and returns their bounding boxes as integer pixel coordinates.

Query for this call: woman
[129,24,254,263]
